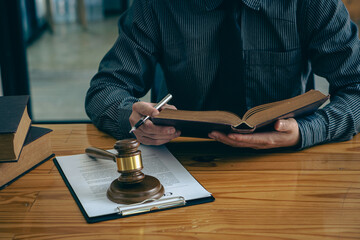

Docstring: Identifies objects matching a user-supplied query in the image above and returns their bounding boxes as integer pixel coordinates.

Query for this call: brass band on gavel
[85,138,164,204]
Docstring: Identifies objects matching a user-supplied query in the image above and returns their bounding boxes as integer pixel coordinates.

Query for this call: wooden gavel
[85,139,164,204]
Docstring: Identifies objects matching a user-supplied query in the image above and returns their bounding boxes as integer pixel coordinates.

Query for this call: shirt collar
[205,0,261,11]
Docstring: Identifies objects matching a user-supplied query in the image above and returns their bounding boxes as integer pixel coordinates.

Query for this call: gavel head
[113,138,145,184]
[85,138,164,204]
[107,138,165,204]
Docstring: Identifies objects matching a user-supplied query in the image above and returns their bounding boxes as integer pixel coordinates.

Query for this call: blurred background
[0,0,138,122]
[0,0,359,123]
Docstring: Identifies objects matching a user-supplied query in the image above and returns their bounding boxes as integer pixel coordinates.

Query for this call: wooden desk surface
[1,124,360,240]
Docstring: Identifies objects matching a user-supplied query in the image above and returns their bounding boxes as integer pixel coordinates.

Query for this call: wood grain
[343,0,360,21]
[0,124,360,240]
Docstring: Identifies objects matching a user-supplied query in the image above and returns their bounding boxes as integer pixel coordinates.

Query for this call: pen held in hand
[129,94,173,133]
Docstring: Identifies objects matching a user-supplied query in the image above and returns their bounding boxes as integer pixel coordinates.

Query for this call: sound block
[107,175,165,204]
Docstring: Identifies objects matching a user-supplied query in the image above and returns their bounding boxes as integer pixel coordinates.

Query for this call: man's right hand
[129,101,181,145]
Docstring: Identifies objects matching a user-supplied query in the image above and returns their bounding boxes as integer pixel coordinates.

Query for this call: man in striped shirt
[85,0,360,149]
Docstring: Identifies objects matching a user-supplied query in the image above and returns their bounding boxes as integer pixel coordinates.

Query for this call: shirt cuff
[296,113,329,150]
[115,97,140,139]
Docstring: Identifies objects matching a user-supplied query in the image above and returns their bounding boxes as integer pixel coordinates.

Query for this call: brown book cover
[0,126,54,189]
[0,95,31,161]
[151,90,329,138]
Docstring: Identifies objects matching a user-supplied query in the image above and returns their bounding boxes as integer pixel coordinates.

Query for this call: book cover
[0,95,31,161]
[0,126,54,189]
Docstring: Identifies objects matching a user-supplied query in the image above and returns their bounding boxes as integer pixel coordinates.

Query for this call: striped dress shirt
[85,0,360,149]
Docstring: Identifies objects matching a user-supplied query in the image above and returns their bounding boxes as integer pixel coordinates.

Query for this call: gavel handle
[85,147,116,162]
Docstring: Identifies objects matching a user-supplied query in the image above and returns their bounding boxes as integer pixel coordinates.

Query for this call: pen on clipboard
[117,196,186,216]
[129,93,173,133]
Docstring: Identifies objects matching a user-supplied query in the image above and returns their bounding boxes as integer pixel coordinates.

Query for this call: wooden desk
[1,124,360,240]
[343,0,360,22]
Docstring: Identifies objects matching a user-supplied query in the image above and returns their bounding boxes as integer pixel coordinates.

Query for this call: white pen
[129,94,173,133]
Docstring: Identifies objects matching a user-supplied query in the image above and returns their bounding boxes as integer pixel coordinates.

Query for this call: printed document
[55,145,211,218]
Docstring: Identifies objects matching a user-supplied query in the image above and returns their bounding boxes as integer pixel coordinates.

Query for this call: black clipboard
[54,158,215,223]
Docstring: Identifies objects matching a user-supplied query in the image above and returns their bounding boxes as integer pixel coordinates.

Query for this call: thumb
[274,119,290,132]
[133,102,160,117]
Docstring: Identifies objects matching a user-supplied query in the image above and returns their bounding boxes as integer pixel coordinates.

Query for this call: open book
[151,90,329,137]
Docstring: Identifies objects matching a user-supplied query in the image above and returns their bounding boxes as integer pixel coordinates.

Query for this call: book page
[55,145,211,218]
[244,90,328,127]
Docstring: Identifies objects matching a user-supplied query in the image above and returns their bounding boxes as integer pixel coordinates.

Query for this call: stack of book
[0,95,54,189]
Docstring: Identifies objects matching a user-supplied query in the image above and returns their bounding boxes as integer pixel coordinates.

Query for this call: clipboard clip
[117,196,186,216]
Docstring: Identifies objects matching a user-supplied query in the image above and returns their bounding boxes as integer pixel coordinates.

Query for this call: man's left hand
[208,118,300,149]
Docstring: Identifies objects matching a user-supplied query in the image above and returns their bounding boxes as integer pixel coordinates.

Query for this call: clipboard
[53,146,215,223]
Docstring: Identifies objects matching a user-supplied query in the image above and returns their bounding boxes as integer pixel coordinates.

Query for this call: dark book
[0,126,54,189]
[0,95,31,161]
[151,90,329,138]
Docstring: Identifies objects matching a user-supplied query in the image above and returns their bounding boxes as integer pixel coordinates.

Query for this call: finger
[133,120,180,139]
[134,128,179,141]
[209,132,260,148]
[136,135,172,146]
[160,104,177,110]
[136,130,181,146]
[130,102,159,126]
[227,132,271,145]
[274,118,298,133]
[136,120,177,135]
[210,130,295,149]
[132,102,160,117]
